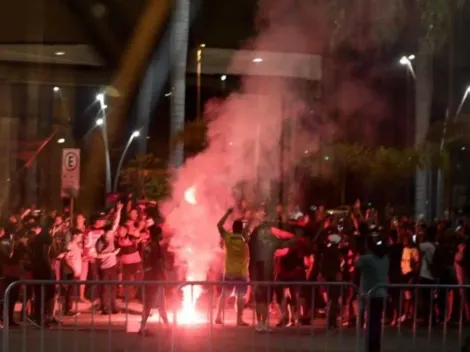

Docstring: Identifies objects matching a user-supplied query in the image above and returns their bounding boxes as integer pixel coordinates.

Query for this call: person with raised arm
[215,208,252,326]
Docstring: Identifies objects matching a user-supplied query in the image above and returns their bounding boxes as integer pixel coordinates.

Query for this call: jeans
[63,272,78,314]
[100,265,118,312]
[419,277,437,324]
[367,297,384,352]
[32,271,56,325]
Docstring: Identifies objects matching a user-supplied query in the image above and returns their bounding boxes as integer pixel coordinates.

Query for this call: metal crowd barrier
[1,280,361,352]
[365,283,470,352]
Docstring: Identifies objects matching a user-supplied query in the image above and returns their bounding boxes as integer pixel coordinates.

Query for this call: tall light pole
[96,93,112,196]
[196,44,205,119]
[456,86,470,118]
[113,130,141,192]
[436,85,470,216]
[400,54,429,220]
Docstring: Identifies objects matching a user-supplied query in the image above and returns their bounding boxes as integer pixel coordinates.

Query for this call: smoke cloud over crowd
[161,0,390,284]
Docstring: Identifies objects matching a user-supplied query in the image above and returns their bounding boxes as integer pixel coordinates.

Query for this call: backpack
[426,244,446,279]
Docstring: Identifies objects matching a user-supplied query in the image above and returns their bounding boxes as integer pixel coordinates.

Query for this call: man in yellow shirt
[215,208,251,326]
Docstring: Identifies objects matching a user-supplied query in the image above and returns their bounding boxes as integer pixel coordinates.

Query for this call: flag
[15,132,57,168]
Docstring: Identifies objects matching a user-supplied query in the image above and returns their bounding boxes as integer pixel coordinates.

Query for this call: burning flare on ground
[168,188,204,325]
[184,186,197,205]
[177,277,204,325]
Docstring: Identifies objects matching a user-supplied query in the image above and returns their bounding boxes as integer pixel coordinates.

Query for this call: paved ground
[1,300,468,352]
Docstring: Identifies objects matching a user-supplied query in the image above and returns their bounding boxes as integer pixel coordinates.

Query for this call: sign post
[61,149,80,227]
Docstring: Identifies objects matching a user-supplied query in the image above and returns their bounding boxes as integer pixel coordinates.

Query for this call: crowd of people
[1,197,470,348]
[0,198,168,335]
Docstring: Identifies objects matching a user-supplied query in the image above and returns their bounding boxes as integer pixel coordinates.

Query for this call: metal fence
[1,280,362,352]
[365,283,470,352]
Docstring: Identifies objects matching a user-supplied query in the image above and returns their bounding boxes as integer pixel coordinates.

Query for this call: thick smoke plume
[162,0,389,283]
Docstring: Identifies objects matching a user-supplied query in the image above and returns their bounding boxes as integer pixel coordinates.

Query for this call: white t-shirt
[419,241,436,280]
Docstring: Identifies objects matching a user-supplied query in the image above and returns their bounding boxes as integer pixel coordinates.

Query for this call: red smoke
[162,0,390,286]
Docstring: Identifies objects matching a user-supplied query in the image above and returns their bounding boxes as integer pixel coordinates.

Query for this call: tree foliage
[329,0,466,51]
[302,142,447,202]
[120,153,172,201]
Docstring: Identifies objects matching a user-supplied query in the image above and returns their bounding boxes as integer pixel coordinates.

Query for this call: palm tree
[330,0,466,218]
[170,0,190,168]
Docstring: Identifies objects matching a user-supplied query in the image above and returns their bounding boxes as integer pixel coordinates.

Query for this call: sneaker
[286,320,297,327]
[255,322,264,332]
[138,329,154,337]
[328,324,339,332]
[262,324,272,333]
[64,311,80,317]
[48,318,62,326]
[255,322,272,332]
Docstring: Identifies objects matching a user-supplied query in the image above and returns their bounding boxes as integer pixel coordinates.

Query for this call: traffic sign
[61,148,80,198]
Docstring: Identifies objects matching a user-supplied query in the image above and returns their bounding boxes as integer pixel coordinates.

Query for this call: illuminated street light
[53,86,60,92]
[456,86,470,117]
[54,51,65,56]
[399,56,409,65]
[114,129,141,192]
[399,55,416,79]
[96,93,105,109]
[253,58,263,63]
[221,75,227,81]
[57,138,65,144]
[200,43,206,48]
[95,92,111,195]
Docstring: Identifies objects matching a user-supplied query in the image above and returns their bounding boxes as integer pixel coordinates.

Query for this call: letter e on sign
[61,149,80,197]
[65,152,78,171]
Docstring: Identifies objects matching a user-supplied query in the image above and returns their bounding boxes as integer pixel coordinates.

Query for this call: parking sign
[61,148,80,197]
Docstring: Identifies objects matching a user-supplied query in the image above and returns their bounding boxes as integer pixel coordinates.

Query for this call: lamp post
[456,86,470,118]
[113,130,140,192]
[436,85,470,216]
[96,93,112,196]
[196,44,205,120]
[399,55,416,79]
[400,54,429,220]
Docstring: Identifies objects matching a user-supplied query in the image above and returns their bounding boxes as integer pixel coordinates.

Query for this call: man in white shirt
[64,229,83,316]
[418,227,437,325]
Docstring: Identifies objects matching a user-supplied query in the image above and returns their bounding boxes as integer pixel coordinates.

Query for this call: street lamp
[399,55,415,79]
[436,85,470,216]
[113,130,141,192]
[456,86,470,117]
[196,45,205,119]
[53,86,60,92]
[95,92,111,195]
[96,93,105,107]
[221,75,227,81]
[57,138,65,144]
